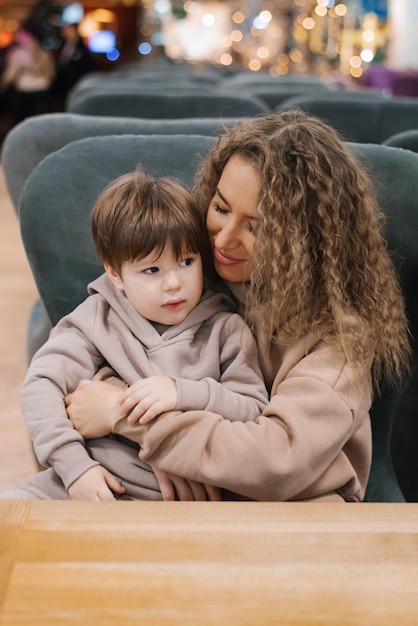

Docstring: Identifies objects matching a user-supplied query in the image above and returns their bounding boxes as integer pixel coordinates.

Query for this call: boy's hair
[91,166,212,276]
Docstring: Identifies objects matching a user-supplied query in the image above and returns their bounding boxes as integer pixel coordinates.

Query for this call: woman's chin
[215,262,249,284]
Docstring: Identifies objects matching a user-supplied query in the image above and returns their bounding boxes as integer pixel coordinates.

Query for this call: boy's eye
[180,258,194,267]
[144,266,159,274]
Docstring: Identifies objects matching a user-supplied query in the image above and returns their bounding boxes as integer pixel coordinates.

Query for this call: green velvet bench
[17,133,418,502]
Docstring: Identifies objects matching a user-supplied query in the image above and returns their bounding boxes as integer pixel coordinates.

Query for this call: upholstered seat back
[19,134,216,323]
[18,135,418,501]
[277,95,418,143]
[383,129,418,152]
[1,113,242,214]
[347,144,418,501]
[66,69,221,107]
[68,91,270,118]
[19,137,416,354]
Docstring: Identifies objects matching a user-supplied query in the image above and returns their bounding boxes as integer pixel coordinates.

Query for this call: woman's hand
[152,467,221,501]
[65,380,122,438]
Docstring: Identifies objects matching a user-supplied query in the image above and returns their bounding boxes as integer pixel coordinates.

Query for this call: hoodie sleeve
[175,314,268,421]
[113,339,372,502]
[20,297,106,489]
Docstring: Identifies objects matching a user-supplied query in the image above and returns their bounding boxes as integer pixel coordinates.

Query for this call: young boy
[1,168,267,500]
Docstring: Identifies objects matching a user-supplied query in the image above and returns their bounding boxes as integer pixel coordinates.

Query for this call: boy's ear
[104,262,124,291]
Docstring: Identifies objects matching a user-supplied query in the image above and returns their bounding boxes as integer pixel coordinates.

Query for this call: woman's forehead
[218,156,260,212]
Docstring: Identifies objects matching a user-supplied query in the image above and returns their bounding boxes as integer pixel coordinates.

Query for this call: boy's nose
[163,271,181,290]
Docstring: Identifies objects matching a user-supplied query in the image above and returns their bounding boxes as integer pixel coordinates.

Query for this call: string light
[135,1,387,81]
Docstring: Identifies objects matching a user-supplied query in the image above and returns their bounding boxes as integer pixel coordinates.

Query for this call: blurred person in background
[53,22,95,111]
[0,23,55,126]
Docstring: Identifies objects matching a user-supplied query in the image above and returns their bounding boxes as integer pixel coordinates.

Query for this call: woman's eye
[214,202,228,215]
[144,266,159,274]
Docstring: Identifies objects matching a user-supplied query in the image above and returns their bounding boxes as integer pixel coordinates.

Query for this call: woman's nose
[214,220,240,249]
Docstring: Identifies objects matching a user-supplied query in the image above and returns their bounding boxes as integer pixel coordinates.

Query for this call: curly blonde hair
[193,109,411,391]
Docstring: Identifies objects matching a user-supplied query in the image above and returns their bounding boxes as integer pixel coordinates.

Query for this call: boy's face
[105,245,203,326]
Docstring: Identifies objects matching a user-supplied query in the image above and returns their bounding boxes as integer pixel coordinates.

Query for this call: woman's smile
[214,248,247,266]
[207,154,259,284]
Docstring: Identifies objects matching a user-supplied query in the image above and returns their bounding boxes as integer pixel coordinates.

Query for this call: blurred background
[1,0,418,500]
[0,1,414,82]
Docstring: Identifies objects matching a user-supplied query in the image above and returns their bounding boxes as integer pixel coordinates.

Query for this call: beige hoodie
[113,306,372,502]
[20,274,267,493]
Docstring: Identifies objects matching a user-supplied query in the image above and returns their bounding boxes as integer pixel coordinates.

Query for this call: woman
[0,24,55,126]
[67,110,411,502]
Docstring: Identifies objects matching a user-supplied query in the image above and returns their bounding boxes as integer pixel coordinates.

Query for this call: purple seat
[391,74,418,97]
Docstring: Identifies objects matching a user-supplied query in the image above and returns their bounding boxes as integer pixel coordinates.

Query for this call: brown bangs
[91,169,209,274]
[123,202,204,264]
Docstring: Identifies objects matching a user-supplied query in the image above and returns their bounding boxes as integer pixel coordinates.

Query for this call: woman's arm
[66,380,221,501]
[1,51,20,89]
[115,386,366,502]
[116,340,372,501]
[68,341,372,502]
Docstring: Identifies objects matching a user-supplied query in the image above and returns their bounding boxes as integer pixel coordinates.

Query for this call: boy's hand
[68,465,126,500]
[121,376,178,425]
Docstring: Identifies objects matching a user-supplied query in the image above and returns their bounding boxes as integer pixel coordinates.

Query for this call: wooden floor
[0,164,39,491]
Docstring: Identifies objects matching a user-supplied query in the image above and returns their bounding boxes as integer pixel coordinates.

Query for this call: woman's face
[206,154,259,283]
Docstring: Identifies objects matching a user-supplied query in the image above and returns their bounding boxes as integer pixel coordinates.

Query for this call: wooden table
[1,501,418,625]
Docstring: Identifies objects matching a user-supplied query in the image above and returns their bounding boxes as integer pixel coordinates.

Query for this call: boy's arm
[117,315,267,424]
[115,314,267,425]
[174,315,268,421]
[20,302,107,491]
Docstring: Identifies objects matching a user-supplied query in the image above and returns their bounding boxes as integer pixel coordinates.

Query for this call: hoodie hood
[88,273,236,349]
